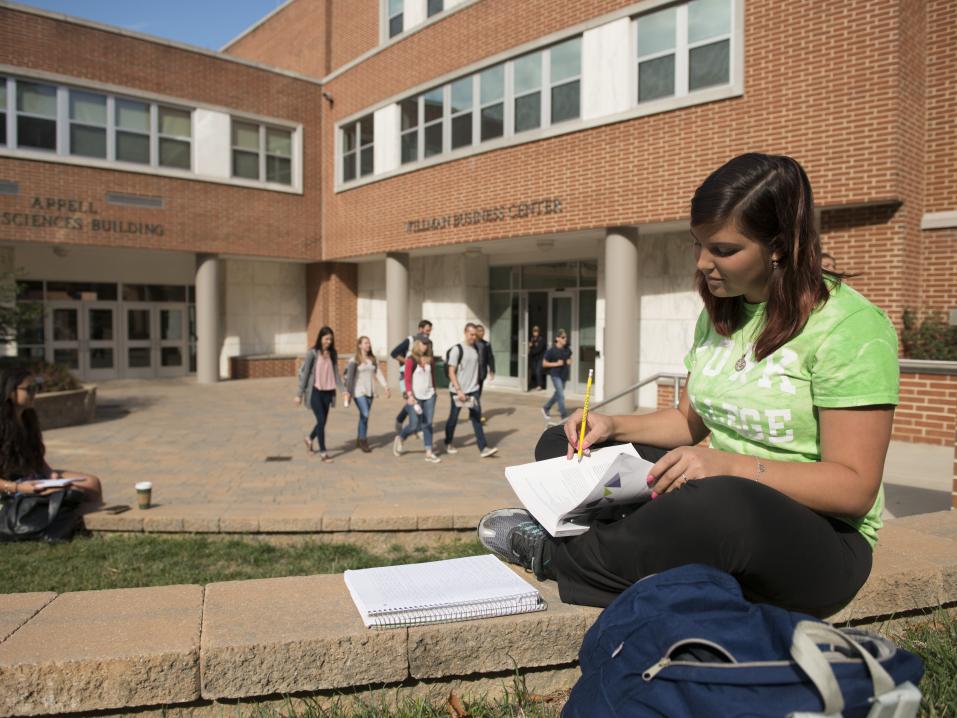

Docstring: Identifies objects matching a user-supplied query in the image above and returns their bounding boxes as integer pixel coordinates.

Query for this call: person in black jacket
[475,324,496,425]
[528,325,547,390]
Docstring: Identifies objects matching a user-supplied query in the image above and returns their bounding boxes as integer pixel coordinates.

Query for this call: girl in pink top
[295,326,342,462]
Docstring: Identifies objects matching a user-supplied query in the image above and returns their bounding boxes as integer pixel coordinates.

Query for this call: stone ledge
[1,511,954,718]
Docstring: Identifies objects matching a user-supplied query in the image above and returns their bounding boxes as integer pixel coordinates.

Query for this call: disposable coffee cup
[135,481,152,510]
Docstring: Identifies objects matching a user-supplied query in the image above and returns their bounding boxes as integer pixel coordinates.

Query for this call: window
[341,115,373,182]
[450,77,473,150]
[549,38,581,124]
[69,90,107,159]
[0,79,7,146]
[17,81,57,151]
[513,51,542,133]
[427,0,443,17]
[232,121,260,179]
[637,0,731,104]
[158,106,191,169]
[232,120,293,185]
[400,97,418,164]
[479,64,504,142]
[115,98,150,164]
[423,87,444,157]
[688,0,732,91]
[388,0,403,38]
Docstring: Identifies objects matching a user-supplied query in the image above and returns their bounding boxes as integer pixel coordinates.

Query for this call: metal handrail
[591,372,686,411]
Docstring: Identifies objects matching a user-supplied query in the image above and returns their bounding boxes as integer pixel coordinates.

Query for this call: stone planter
[33,385,97,430]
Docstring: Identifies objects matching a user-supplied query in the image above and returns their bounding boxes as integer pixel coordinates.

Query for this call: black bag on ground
[0,488,83,542]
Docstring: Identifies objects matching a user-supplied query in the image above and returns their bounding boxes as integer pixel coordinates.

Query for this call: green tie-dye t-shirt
[683,282,899,547]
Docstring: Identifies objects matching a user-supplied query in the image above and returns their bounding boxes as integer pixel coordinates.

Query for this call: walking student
[474,323,496,425]
[541,330,572,421]
[443,323,498,458]
[390,320,433,433]
[479,153,899,619]
[528,325,547,390]
[393,337,441,463]
[295,326,343,463]
[343,336,391,453]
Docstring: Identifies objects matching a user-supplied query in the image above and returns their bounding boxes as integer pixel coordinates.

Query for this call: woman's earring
[771,259,780,270]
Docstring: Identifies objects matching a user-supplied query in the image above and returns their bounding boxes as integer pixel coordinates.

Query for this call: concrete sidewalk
[42,377,953,527]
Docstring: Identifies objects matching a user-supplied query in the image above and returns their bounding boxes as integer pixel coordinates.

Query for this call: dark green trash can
[433,359,450,389]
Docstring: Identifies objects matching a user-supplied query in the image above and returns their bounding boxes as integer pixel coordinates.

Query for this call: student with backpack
[390,320,432,433]
[478,153,900,619]
[443,323,498,458]
[393,338,441,463]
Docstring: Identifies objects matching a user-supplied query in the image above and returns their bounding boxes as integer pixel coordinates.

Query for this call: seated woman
[479,153,898,618]
[0,367,102,502]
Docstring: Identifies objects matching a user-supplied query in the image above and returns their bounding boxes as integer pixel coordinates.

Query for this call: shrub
[0,358,83,393]
[901,310,957,361]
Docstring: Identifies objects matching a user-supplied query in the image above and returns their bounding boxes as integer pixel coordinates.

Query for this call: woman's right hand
[294,396,302,406]
[563,409,615,460]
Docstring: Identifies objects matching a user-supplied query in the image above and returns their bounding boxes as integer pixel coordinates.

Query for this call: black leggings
[534,425,873,618]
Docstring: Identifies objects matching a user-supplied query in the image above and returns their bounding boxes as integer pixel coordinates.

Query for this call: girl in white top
[343,336,390,453]
[394,338,440,463]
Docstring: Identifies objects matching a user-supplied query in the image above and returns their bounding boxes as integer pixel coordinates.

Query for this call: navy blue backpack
[564,564,923,718]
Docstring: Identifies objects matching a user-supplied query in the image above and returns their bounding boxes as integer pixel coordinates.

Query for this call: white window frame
[67,89,107,160]
[421,86,445,159]
[427,0,444,17]
[0,76,7,147]
[230,118,295,187]
[114,95,153,166]
[157,105,193,171]
[449,76,474,151]
[14,79,59,153]
[548,37,582,125]
[510,50,544,135]
[339,115,374,183]
[387,0,404,40]
[633,0,735,109]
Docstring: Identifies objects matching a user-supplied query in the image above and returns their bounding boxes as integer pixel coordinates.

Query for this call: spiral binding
[368,593,546,629]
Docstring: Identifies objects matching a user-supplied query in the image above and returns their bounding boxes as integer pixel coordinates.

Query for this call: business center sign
[1,196,165,236]
[405,196,563,233]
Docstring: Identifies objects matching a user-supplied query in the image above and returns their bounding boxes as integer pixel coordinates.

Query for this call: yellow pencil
[577,369,594,462]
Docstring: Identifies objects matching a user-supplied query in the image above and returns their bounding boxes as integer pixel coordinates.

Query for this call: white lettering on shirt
[701,338,733,377]
[766,409,794,443]
[738,407,765,440]
[757,348,798,395]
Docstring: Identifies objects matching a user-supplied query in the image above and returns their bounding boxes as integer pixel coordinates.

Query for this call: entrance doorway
[489,261,597,395]
[47,301,118,382]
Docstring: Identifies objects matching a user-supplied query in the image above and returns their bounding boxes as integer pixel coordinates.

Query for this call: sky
[15,0,288,50]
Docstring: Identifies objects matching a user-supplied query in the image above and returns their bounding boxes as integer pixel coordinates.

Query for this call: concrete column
[195,253,223,384]
[385,252,410,385]
[603,228,640,414]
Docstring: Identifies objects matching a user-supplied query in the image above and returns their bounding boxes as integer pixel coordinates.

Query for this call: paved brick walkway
[42,377,953,525]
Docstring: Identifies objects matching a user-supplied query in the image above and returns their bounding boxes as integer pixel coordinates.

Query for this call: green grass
[892,610,957,718]
[1,533,487,594]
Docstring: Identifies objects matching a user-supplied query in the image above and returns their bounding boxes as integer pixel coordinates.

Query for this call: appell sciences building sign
[1,196,165,236]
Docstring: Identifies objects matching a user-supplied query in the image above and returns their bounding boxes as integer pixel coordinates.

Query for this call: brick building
[1,0,955,411]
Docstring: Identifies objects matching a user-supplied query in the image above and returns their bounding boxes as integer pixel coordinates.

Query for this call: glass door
[548,291,576,392]
[47,302,82,374]
[578,289,597,390]
[85,303,118,381]
[157,305,187,377]
[124,304,155,378]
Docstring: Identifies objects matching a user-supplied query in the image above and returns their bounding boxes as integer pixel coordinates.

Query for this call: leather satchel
[0,488,83,543]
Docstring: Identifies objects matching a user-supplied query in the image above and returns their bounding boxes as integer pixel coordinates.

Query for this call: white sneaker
[480,446,499,458]
[416,431,423,440]
[444,442,458,455]
[541,408,550,421]
[424,453,441,464]
[393,435,404,456]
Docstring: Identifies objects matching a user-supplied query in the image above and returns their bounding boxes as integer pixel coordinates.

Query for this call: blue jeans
[309,389,335,452]
[400,394,437,450]
[444,390,487,450]
[354,395,373,441]
[544,376,567,418]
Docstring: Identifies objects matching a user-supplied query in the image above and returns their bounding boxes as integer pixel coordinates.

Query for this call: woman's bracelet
[756,460,767,479]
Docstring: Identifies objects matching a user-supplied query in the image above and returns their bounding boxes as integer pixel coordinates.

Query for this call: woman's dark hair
[0,368,46,479]
[691,152,831,361]
[313,326,338,363]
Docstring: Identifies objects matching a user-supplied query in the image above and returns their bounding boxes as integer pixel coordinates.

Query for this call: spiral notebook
[344,554,547,629]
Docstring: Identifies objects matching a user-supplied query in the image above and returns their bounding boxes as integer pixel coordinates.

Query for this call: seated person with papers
[479,153,900,618]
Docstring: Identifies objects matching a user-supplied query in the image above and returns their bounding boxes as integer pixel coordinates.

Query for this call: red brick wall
[225,0,331,78]
[305,262,358,352]
[0,7,323,260]
[230,355,297,379]
[925,0,957,214]
[319,0,914,277]
[329,0,379,73]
